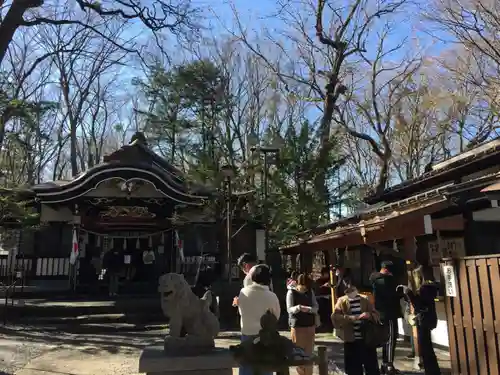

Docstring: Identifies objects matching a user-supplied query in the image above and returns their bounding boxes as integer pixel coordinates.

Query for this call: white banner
[69,228,79,265]
[442,265,458,297]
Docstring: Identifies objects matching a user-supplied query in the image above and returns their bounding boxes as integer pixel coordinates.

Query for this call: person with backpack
[370,260,403,374]
[286,274,318,375]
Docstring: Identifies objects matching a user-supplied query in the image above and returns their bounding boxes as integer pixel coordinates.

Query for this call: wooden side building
[281,138,500,374]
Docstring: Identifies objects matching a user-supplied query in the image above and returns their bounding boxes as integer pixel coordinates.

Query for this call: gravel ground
[0,326,450,375]
[0,325,164,375]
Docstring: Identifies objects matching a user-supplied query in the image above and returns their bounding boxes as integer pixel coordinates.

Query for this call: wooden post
[317,346,328,375]
[329,265,336,312]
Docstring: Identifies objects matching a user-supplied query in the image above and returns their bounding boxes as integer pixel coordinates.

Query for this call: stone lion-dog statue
[158,273,220,354]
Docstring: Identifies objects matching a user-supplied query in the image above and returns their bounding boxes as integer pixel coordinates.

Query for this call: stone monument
[139,273,234,375]
[158,273,220,354]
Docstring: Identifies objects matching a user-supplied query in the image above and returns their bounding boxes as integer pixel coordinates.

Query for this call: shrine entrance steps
[1,295,167,332]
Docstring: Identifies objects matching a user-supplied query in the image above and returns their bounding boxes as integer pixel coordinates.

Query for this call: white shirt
[238,283,281,336]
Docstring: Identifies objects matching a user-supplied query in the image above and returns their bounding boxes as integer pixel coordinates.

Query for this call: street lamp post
[220,165,234,282]
[249,135,284,258]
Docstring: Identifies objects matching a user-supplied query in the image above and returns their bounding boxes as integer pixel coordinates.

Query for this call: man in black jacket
[370,260,403,375]
[103,248,123,297]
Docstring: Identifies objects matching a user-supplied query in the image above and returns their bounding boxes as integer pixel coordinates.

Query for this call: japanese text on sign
[442,265,457,297]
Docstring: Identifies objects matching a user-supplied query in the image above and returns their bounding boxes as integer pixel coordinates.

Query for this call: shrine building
[0,133,263,293]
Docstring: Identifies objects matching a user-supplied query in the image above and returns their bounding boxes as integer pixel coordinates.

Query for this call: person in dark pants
[103,248,122,297]
[370,260,403,375]
[315,266,333,332]
[332,284,380,375]
[398,267,441,375]
[142,248,156,287]
[287,274,318,375]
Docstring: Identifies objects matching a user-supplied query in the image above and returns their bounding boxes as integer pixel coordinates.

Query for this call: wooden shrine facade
[1,135,262,291]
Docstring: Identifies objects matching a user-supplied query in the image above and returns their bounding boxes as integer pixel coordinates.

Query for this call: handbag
[363,320,390,348]
[407,313,418,327]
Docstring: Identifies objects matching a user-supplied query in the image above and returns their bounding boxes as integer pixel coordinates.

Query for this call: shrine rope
[79,227,174,239]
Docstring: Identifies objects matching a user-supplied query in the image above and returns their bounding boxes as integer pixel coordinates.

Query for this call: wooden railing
[0,255,71,280]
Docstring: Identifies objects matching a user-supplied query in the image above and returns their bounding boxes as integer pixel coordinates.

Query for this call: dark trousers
[382,319,398,365]
[344,341,380,375]
[317,297,333,331]
[145,264,157,286]
[108,273,119,295]
[417,325,441,375]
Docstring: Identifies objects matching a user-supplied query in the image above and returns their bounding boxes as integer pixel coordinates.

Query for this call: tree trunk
[0,0,26,65]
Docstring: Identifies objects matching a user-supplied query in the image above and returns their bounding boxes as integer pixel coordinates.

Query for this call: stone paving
[0,326,451,375]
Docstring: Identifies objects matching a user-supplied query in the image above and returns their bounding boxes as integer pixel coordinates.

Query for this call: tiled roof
[364,138,500,203]
[282,171,500,251]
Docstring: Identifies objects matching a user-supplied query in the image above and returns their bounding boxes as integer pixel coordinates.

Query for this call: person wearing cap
[287,270,298,290]
[232,253,258,307]
[335,267,352,299]
[238,264,280,375]
[370,260,403,375]
[238,253,258,288]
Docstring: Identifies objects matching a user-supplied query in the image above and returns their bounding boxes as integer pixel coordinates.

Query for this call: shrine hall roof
[30,140,215,205]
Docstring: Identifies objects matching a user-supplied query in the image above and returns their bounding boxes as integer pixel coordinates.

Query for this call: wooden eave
[287,183,453,246]
[281,171,500,255]
[281,197,450,254]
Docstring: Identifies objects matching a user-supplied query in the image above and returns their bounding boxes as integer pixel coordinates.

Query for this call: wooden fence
[443,255,500,375]
[0,255,71,281]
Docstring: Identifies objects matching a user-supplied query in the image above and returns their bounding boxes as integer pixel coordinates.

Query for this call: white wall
[255,229,265,262]
[397,301,449,347]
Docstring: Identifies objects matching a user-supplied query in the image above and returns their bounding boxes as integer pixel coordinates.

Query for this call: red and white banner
[69,227,79,265]
[175,230,184,262]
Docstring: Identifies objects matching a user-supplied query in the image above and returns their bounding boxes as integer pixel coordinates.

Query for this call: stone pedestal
[139,345,237,375]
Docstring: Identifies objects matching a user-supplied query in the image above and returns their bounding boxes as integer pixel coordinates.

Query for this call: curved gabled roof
[32,162,213,205]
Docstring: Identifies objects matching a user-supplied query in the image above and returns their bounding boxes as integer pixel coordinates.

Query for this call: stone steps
[0,296,165,329]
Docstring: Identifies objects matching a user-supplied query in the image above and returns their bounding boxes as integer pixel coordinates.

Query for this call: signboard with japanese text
[428,238,465,265]
[442,265,458,297]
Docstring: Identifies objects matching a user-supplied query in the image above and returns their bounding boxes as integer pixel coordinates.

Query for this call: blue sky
[116,0,456,145]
